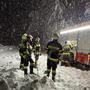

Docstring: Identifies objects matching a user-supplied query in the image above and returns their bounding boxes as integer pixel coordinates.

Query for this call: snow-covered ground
[0,45,90,90]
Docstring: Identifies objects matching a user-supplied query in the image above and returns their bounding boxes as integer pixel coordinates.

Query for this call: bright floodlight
[60,25,90,35]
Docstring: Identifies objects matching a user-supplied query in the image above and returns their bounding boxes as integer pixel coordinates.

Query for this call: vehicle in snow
[60,28,90,70]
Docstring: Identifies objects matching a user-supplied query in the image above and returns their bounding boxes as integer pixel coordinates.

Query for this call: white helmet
[27,34,33,41]
[52,33,59,40]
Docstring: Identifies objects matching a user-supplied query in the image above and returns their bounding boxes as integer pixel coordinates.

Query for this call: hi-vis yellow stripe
[48,45,59,49]
[47,69,56,73]
[48,45,63,53]
[59,50,63,53]
[47,69,51,72]
[30,63,35,66]
[52,70,56,74]
[48,57,58,62]
[24,66,28,69]
[62,52,70,55]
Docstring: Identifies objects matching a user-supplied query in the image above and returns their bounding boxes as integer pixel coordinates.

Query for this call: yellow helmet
[22,33,28,40]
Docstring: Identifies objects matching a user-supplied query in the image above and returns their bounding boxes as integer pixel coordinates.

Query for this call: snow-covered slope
[0,45,90,90]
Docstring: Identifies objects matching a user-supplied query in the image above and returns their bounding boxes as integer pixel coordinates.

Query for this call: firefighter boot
[24,68,28,75]
[52,76,55,82]
[52,73,56,82]
[35,61,37,68]
[47,74,50,77]
[47,72,50,77]
[30,66,34,74]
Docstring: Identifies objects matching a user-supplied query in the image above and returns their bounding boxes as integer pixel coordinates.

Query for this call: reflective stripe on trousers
[47,69,56,74]
[24,66,28,69]
[30,63,35,66]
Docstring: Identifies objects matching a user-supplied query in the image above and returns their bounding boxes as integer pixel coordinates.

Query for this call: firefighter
[61,41,72,66]
[46,33,62,82]
[63,41,71,51]
[61,50,71,67]
[33,37,41,67]
[19,33,28,70]
[19,33,35,75]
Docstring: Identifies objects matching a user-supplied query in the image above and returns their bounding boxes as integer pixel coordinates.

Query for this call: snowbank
[0,68,56,90]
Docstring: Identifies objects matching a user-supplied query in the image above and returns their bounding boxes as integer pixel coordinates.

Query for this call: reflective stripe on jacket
[48,56,59,62]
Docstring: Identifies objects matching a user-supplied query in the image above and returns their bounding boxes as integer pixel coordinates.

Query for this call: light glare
[60,25,90,34]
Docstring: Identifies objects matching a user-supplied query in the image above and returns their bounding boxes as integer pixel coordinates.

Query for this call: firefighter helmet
[52,33,59,40]
[27,34,33,41]
[22,33,28,40]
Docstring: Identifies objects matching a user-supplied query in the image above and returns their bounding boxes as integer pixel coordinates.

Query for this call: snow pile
[0,68,56,90]
[22,75,55,90]
[0,66,90,90]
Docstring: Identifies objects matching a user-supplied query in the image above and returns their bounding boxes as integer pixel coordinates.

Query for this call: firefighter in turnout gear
[46,33,62,82]
[61,41,72,66]
[19,33,35,75]
[34,37,41,67]
[63,41,71,52]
